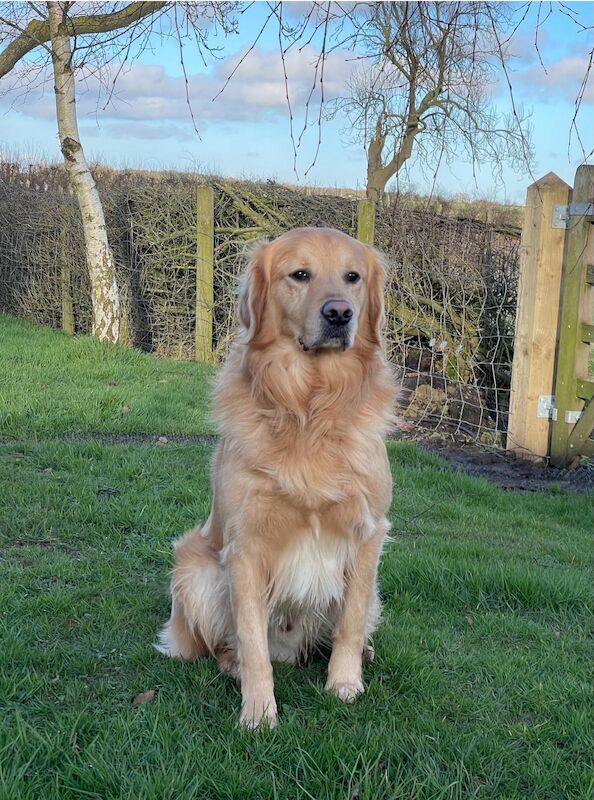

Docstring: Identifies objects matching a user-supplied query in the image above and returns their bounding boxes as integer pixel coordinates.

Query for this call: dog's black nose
[321,300,353,326]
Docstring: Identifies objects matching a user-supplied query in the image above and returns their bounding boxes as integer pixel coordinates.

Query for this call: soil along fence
[0,166,520,444]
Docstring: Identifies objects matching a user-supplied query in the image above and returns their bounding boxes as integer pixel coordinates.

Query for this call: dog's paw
[362,644,375,663]
[153,640,193,660]
[239,695,278,730]
[153,641,173,657]
[216,649,240,680]
[325,677,364,703]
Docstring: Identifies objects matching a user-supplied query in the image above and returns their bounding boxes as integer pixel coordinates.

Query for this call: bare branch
[327,2,534,202]
[0,1,166,78]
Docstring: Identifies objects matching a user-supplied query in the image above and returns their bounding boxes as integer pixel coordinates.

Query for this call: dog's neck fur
[215,335,396,443]
[213,335,396,507]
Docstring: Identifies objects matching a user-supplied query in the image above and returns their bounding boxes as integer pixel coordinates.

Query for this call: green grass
[0,313,214,439]
[1,315,593,799]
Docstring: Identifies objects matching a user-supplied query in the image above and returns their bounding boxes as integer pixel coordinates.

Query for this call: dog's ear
[365,245,387,346]
[238,240,270,342]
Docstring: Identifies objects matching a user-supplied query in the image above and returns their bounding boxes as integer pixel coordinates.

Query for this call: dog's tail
[155,526,231,660]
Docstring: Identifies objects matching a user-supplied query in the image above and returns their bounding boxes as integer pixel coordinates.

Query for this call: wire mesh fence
[0,165,521,446]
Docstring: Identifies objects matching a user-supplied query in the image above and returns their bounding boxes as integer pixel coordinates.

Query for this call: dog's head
[238,227,386,352]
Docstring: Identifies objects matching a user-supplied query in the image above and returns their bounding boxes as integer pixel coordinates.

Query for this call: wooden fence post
[550,164,594,466]
[195,184,214,364]
[357,198,376,245]
[118,281,131,347]
[60,259,74,335]
[59,229,74,335]
[506,172,570,459]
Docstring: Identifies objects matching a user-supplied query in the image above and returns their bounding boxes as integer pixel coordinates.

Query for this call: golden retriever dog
[156,227,397,728]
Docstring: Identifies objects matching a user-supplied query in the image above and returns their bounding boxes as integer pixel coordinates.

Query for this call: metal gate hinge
[537,395,557,420]
[564,410,582,424]
[538,396,583,424]
[552,202,594,229]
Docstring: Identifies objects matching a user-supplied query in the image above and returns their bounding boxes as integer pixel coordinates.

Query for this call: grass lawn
[1,315,593,799]
[0,313,214,439]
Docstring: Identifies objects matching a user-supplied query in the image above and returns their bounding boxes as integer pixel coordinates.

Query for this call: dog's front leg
[229,550,277,729]
[326,525,385,702]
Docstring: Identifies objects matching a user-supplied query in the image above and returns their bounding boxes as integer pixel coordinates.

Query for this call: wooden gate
[507,165,594,467]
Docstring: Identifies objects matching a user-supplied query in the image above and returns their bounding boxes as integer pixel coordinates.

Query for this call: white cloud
[0,45,355,127]
[513,54,594,105]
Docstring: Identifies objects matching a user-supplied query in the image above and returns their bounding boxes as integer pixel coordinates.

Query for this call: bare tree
[328,2,534,203]
[0,0,589,339]
[0,1,237,343]
[46,2,123,342]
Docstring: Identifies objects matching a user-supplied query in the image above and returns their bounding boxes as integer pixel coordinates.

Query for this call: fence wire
[0,166,520,446]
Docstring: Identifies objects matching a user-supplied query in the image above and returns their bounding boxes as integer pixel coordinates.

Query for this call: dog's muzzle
[320,299,353,327]
[319,299,353,347]
[299,299,355,352]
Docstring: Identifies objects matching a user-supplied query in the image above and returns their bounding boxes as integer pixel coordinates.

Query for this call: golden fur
[156,227,398,728]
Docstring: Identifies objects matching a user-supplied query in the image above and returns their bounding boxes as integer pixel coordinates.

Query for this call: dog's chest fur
[269,515,355,610]
[216,344,394,510]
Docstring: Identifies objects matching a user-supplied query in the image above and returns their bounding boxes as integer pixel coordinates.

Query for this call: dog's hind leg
[155,596,208,661]
[155,526,232,661]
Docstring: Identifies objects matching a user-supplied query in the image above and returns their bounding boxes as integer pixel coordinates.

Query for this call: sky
[0,1,593,203]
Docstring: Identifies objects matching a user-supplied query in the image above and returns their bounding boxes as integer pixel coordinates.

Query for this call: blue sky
[1,1,592,203]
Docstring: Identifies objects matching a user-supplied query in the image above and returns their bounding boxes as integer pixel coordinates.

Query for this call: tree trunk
[366,112,421,205]
[366,123,387,204]
[47,1,120,343]
[366,164,386,204]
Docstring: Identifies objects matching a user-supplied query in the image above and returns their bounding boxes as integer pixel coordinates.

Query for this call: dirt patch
[7,537,80,553]
[2,431,592,494]
[416,440,594,494]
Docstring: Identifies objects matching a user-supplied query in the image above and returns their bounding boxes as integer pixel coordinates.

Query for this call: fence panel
[0,168,521,447]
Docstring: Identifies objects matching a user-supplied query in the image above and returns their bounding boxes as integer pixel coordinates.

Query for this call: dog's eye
[345,271,360,283]
[290,270,310,282]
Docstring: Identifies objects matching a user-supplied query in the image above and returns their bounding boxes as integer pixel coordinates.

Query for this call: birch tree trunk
[47,1,120,343]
